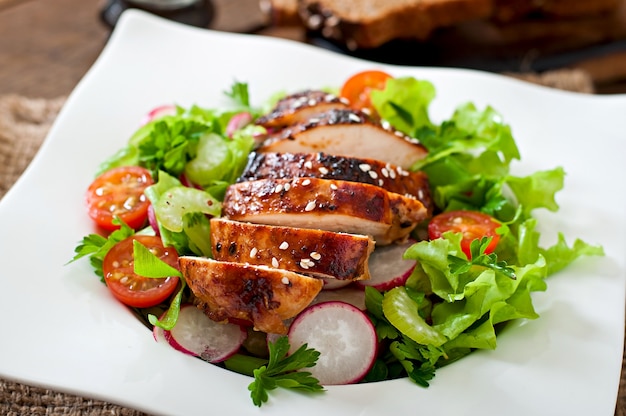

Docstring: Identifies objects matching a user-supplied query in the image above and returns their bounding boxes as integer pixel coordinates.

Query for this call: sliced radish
[141,104,177,125]
[226,112,252,137]
[357,240,416,291]
[311,285,366,310]
[321,277,352,290]
[152,323,168,343]
[288,301,377,385]
[164,304,247,363]
[147,204,160,235]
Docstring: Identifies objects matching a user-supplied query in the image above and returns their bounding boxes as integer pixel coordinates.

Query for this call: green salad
[72,71,603,407]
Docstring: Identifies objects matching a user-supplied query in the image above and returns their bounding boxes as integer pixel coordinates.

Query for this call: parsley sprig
[448,237,517,280]
[248,336,324,407]
[69,218,135,278]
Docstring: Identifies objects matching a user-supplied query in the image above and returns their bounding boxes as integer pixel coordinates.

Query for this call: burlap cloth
[0,70,622,415]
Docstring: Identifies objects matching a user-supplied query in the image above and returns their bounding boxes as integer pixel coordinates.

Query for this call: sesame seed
[339,97,350,105]
[301,179,311,186]
[308,117,320,124]
[348,113,361,123]
[378,179,384,186]
[305,201,316,211]
[318,167,329,175]
[368,170,378,179]
[381,120,391,130]
[304,161,313,169]
[308,14,322,29]
[308,99,318,106]
[418,189,424,199]
[330,183,338,190]
[381,167,389,178]
[249,247,258,258]
[324,94,336,102]
[359,163,371,172]
[389,168,397,179]
[326,15,340,27]
[272,257,279,268]
[279,241,289,250]
[299,258,315,269]
[281,277,290,285]
[284,182,291,191]
[274,184,283,193]
[361,107,371,116]
[394,130,405,137]
[310,252,321,260]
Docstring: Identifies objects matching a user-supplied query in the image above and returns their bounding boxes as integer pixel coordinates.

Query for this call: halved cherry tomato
[86,166,154,231]
[102,235,179,308]
[428,210,501,258]
[340,70,393,113]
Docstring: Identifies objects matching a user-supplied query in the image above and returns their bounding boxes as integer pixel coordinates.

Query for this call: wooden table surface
[2,0,626,98]
[0,0,273,98]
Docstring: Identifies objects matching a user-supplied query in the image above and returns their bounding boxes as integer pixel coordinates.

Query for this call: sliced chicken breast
[179,256,323,334]
[222,177,428,245]
[255,90,350,129]
[257,108,428,169]
[238,151,433,214]
[210,217,375,281]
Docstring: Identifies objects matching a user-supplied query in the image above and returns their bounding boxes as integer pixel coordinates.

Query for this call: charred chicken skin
[179,257,324,335]
[258,108,428,169]
[210,217,375,281]
[255,90,350,129]
[222,177,428,245]
[239,151,433,215]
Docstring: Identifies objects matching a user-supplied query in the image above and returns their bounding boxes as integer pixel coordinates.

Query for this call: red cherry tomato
[86,166,154,231]
[428,210,501,258]
[340,70,393,113]
[102,235,179,308]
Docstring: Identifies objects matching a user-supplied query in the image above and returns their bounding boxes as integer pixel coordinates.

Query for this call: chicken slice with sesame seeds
[238,151,434,215]
[210,217,375,281]
[222,177,428,245]
[179,257,323,334]
[257,108,428,169]
[254,90,350,129]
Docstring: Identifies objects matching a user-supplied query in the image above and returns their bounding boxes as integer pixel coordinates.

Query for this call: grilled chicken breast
[222,177,428,245]
[257,108,428,169]
[179,257,324,334]
[210,217,375,281]
[255,90,350,129]
[239,151,433,214]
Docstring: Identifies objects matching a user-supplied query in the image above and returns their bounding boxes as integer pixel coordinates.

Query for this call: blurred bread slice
[494,0,621,22]
[259,0,626,53]
[298,0,493,48]
[260,0,301,25]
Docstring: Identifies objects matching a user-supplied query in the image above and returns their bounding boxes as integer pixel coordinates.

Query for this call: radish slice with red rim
[164,304,247,363]
[226,112,252,137]
[357,240,416,291]
[152,323,167,343]
[140,104,177,125]
[310,285,366,310]
[288,301,377,385]
[320,277,352,290]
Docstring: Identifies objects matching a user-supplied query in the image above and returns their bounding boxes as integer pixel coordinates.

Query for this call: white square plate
[1,9,625,416]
